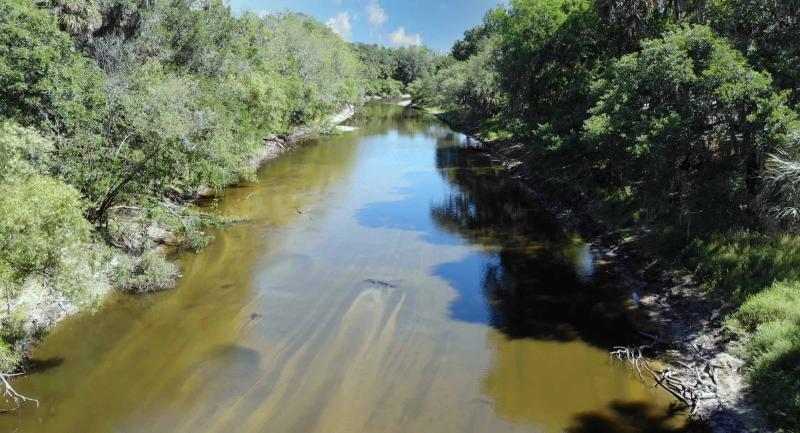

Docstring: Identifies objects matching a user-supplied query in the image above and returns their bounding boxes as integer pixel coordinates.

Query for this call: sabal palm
[39,0,101,41]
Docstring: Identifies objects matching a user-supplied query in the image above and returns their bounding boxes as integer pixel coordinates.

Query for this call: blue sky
[228,0,506,53]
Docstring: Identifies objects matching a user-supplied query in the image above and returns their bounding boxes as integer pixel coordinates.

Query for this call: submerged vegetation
[0,0,440,389]
[410,0,800,429]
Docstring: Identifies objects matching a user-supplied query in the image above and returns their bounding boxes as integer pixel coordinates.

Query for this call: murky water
[0,103,691,433]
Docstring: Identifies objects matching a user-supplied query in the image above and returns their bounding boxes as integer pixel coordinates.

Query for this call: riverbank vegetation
[410,0,800,429]
[0,0,448,391]
[354,43,441,98]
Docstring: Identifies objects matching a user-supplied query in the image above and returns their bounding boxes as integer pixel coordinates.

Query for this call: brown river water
[1,102,693,433]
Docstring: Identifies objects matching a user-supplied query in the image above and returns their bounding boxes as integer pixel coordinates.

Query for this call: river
[0,102,689,433]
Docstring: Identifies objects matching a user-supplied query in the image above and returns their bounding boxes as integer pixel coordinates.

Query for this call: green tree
[0,0,106,132]
[710,0,800,103]
[392,46,438,87]
[353,43,404,97]
[583,25,797,233]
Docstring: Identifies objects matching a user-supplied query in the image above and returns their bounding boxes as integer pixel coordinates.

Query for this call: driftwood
[610,334,722,417]
[0,372,38,413]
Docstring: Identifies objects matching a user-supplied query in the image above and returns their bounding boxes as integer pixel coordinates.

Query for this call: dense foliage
[709,0,800,103]
[410,0,800,429]
[0,122,109,369]
[353,43,440,97]
[584,25,796,234]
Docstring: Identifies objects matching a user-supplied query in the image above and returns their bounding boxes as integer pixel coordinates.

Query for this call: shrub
[112,250,178,293]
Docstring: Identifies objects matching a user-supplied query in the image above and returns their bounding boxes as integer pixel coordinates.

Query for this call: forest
[0,0,439,392]
[410,0,800,430]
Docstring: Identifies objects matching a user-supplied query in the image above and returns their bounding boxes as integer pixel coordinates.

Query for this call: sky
[228,0,506,53]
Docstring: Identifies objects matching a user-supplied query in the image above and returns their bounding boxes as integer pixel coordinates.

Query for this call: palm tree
[761,143,800,230]
[39,0,102,43]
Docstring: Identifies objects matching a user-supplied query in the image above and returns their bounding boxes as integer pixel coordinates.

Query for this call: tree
[0,0,106,132]
[352,43,404,97]
[392,46,438,87]
[452,21,496,61]
[583,25,797,233]
[410,37,503,118]
[710,0,800,103]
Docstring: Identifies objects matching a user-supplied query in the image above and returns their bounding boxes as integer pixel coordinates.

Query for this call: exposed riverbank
[418,106,766,433]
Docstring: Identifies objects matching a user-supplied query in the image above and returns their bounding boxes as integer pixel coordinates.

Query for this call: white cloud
[326,12,352,40]
[389,27,422,47]
[366,2,387,25]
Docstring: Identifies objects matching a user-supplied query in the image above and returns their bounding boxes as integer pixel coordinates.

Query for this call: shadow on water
[566,401,710,433]
[430,135,642,348]
[353,105,644,348]
[24,357,64,374]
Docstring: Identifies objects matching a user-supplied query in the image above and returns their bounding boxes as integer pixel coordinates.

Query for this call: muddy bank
[420,107,766,433]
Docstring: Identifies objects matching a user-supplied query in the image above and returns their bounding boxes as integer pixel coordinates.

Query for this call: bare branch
[0,372,38,413]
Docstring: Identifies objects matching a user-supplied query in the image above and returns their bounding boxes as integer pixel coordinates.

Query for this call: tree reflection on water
[431,143,641,347]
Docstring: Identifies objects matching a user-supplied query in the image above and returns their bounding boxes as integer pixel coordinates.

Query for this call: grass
[728,281,800,429]
[683,231,800,430]
[683,231,800,303]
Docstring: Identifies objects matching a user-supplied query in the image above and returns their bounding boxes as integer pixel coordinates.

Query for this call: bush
[374,78,404,98]
[0,343,21,373]
[0,122,111,372]
[112,250,178,293]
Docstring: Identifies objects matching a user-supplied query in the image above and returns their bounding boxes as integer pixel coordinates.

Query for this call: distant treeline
[353,43,443,97]
[409,0,800,429]
[0,0,439,374]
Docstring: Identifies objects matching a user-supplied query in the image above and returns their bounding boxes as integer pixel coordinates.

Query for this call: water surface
[1,103,689,433]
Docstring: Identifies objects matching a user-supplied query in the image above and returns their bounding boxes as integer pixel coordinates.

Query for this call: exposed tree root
[611,335,723,417]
